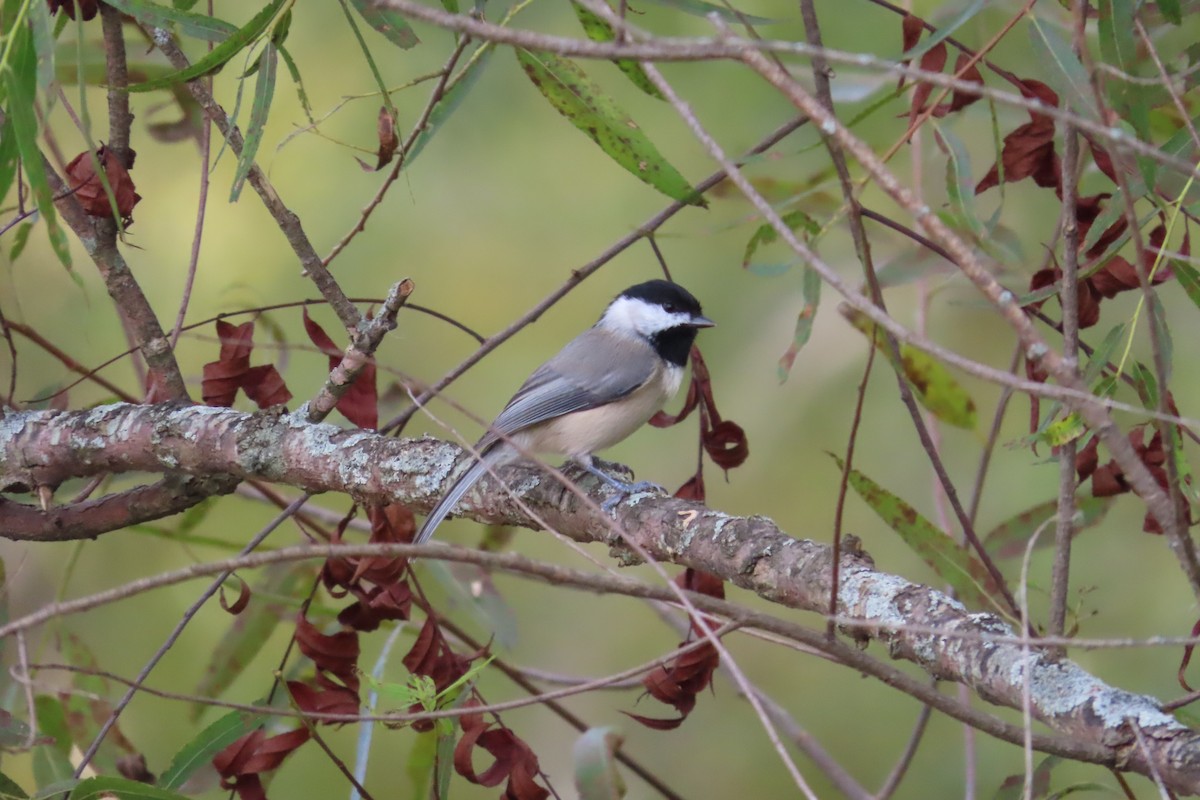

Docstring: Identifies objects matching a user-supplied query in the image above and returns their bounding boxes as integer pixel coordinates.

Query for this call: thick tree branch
[2,403,1198,791]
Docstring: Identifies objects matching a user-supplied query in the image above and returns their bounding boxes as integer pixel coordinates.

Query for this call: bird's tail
[414,446,509,546]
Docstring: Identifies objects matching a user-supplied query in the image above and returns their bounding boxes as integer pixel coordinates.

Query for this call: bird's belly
[518,379,673,457]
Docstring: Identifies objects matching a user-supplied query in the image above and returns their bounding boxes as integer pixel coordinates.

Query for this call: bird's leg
[575,455,666,511]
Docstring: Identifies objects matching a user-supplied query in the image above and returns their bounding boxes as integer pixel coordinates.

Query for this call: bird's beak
[690,315,716,328]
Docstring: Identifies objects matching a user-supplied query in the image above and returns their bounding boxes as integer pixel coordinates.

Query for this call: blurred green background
[3,0,1200,797]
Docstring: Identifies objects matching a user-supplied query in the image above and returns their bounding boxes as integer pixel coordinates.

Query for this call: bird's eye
[663,302,679,313]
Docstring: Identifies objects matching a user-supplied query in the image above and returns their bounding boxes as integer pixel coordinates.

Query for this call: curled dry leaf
[65,146,142,223]
[213,728,311,800]
[650,347,749,477]
[402,617,485,732]
[1075,425,1185,533]
[321,504,414,632]
[357,106,400,172]
[295,612,360,692]
[628,569,724,730]
[455,701,549,800]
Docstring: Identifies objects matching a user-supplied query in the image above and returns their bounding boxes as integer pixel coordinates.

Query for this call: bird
[415,279,714,545]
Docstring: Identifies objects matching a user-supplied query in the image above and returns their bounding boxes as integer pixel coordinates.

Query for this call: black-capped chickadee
[415,280,714,545]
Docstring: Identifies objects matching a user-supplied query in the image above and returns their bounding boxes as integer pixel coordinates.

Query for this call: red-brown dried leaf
[402,617,483,730]
[357,106,399,172]
[907,42,947,130]
[931,54,984,116]
[703,420,749,471]
[213,728,310,800]
[1088,139,1120,185]
[1075,193,1126,259]
[295,613,360,692]
[47,0,99,19]
[976,79,1061,194]
[65,146,141,222]
[897,14,926,90]
[219,577,251,615]
[202,320,292,409]
[649,378,699,427]
[1075,436,1099,481]
[677,568,725,602]
[116,753,155,784]
[322,504,414,631]
[337,582,413,631]
[454,704,549,800]
[302,309,378,429]
[241,364,292,409]
[287,679,360,721]
[674,473,705,502]
[1178,618,1200,692]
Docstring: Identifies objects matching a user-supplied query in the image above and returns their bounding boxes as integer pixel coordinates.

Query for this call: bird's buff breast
[514,364,682,457]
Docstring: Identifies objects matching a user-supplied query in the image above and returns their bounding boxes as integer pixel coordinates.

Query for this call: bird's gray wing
[477,328,656,449]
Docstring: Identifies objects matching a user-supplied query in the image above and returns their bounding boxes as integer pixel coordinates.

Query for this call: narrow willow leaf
[637,0,773,23]
[1159,0,1182,24]
[898,0,986,61]
[743,208,818,268]
[1148,292,1173,386]
[1037,413,1085,447]
[32,698,74,790]
[159,711,263,790]
[1097,0,1147,138]
[571,1,663,100]
[0,114,19,208]
[350,0,420,49]
[516,49,704,206]
[9,221,33,260]
[1083,323,1126,384]
[103,0,237,42]
[5,23,71,269]
[843,307,978,429]
[276,44,313,123]
[193,563,312,718]
[935,123,985,237]
[574,727,626,800]
[1028,15,1099,121]
[69,777,191,799]
[30,0,56,93]
[1080,189,1126,253]
[0,771,28,799]
[1132,361,1159,409]
[126,0,284,92]
[407,45,493,166]
[985,497,1114,559]
[831,455,1006,613]
[230,43,277,201]
[1174,259,1200,309]
[778,266,821,381]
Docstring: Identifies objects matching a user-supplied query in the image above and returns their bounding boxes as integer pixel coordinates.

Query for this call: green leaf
[843,307,978,429]
[1159,0,1182,24]
[69,777,190,800]
[5,22,71,269]
[29,0,56,94]
[743,208,818,268]
[276,44,313,123]
[425,559,518,649]
[32,698,74,790]
[571,2,662,100]
[407,44,493,166]
[1174,258,1200,310]
[983,496,1113,559]
[935,123,985,237]
[349,0,420,49]
[9,221,34,261]
[0,771,29,799]
[1132,361,1158,409]
[574,727,626,800]
[230,42,277,201]
[1148,291,1172,386]
[159,711,263,790]
[1097,0,1147,138]
[193,562,312,719]
[0,113,19,206]
[637,0,773,23]
[831,455,1007,614]
[1028,15,1098,122]
[1079,189,1126,255]
[102,0,238,42]
[516,48,704,206]
[898,0,987,61]
[778,266,821,381]
[126,0,285,92]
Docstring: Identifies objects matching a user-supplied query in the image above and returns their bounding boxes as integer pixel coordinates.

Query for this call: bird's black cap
[617,279,707,320]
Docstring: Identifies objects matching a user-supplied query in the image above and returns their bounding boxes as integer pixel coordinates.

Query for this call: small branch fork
[1,402,1198,791]
[303,279,413,424]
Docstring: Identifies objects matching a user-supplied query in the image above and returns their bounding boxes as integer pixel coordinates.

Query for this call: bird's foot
[578,459,665,511]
